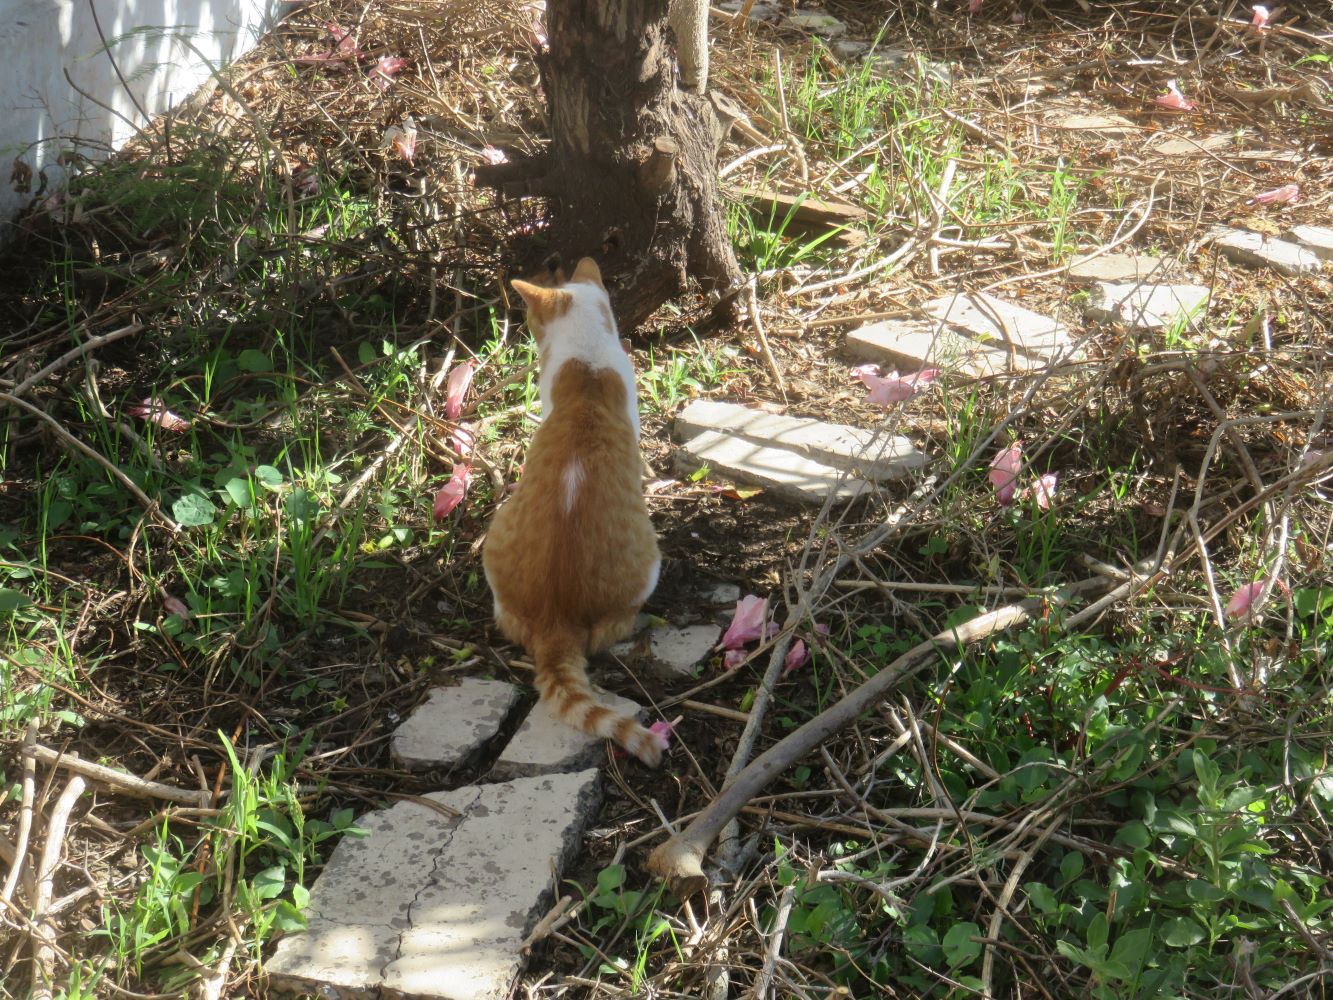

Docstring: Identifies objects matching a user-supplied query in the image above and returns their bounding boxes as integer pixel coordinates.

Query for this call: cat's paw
[627,726,669,767]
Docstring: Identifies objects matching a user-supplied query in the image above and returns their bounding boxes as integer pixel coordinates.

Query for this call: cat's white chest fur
[537,285,641,439]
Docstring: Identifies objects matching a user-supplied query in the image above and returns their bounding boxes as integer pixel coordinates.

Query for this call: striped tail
[534,637,667,767]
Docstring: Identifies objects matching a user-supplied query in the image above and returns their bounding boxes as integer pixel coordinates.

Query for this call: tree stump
[478,0,742,332]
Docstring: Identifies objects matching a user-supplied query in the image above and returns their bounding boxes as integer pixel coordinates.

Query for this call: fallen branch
[30,776,86,1000]
[28,745,211,808]
[646,573,1129,896]
[1,722,38,906]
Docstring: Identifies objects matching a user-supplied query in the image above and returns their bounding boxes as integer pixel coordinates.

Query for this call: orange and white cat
[482,257,666,766]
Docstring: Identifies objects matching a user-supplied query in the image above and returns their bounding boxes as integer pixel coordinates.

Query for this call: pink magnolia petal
[968,0,983,13]
[479,146,508,165]
[163,595,190,619]
[1155,80,1197,111]
[432,464,471,520]
[988,442,1023,506]
[719,595,768,650]
[1249,183,1299,205]
[648,716,682,751]
[445,361,475,421]
[326,21,361,58]
[855,365,938,406]
[1225,579,1268,620]
[129,397,191,432]
[451,424,475,458]
[1031,472,1059,511]
[723,648,747,670]
[783,639,810,675]
[1251,5,1270,28]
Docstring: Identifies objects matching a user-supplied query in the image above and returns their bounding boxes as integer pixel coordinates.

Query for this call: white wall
[1,0,277,237]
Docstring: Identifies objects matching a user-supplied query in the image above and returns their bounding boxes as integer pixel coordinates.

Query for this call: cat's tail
[533,636,667,767]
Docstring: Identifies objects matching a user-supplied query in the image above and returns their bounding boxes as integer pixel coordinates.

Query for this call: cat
[482,257,667,766]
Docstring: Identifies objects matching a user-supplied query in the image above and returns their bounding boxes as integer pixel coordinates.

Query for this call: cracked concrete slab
[1207,228,1323,276]
[923,292,1077,363]
[846,318,1037,377]
[675,399,927,480]
[676,429,872,504]
[1086,282,1211,329]
[1289,225,1333,261]
[391,678,522,770]
[266,771,601,1000]
[491,693,643,779]
[1067,253,1170,284]
[623,624,720,680]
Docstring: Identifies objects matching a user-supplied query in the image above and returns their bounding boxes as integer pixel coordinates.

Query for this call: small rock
[785,11,847,36]
[718,0,781,21]
[1086,282,1211,330]
[830,39,871,61]
[492,692,644,779]
[700,580,742,606]
[675,399,927,481]
[846,318,1038,378]
[1289,225,1333,261]
[390,678,523,770]
[677,429,872,505]
[1067,253,1170,284]
[267,771,601,1000]
[1207,228,1323,276]
[641,624,720,679]
[923,292,1077,364]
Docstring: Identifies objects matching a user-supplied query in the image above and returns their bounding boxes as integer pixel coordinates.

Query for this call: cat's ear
[512,279,572,328]
[570,257,604,288]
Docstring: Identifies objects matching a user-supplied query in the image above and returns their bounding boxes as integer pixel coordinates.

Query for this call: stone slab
[675,399,928,480]
[1067,253,1170,284]
[699,580,742,607]
[1086,282,1211,330]
[1289,225,1333,261]
[923,292,1075,363]
[391,678,522,770]
[267,770,602,1000]
[1208,228,1323,276]
[785,11,847,35]
[846,318,1037,377]
[643,624,720,679]
[676,429,872,504]
[1049,113,1135,136]
[492,692,643,780]
[1152,133,1231,157]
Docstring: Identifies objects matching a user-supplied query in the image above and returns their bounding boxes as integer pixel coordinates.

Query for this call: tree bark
[480,0,742,332]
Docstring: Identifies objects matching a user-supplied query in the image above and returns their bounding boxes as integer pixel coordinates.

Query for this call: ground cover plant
[1,0,1331,997]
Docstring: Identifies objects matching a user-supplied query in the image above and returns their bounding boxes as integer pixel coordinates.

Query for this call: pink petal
[719,595,768,650]
[783,639,809,675]
[451,424,475,458]
[1249,183,1299,205]
[1225,580,1268,620]
[444,361,475,420]
[368,55,408,90]
[1031,472,1058,511]
[855,365,937,406]
[723,648,747,670]
[648,716,681,751]
[479,146,508,165]
[163,595,190,619]
[1300,449,1326,470]
[432,464,470,520]
[326,21,361,58]
[1251,5,1269,28]
[129,397,191,432]
[384,117,417,162]
[1155,80,1197,111]
[988,442,1023,506]
[968,0,983,13]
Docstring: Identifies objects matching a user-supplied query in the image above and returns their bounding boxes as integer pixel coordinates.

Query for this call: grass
[3,1,1333,998]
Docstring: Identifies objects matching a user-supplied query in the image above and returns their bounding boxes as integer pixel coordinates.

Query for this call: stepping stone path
[1067,253,1170,284]
[268,629,707,999]
[1207,227,1324,277]
[674,399,928,505]
[1288,226,1333,261]
[1087,282,1211,330]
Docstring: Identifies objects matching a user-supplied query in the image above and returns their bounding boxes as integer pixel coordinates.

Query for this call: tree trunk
[479,0,741,332]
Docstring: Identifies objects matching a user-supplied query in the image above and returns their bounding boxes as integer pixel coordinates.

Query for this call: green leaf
[0,588,35,617]
[255,465,285,491]
[1025,881,1059,914]
[357,341,376,366]
[1110,927,1152,969]
[596,865,626,894]
[942,921,982,968]
[1060,852,1085,884]
[291,883,311,909]
[272,900,307,932]
[1086,912,1109,952]
[1160,916,1204,948]
[172,493,216,528]
[252,865,287,901]
[1114,821,1152,849]
[1193,750,1220,792]
[237,349,274,373]
[224,477,254,508]
[1187,880,1226,903]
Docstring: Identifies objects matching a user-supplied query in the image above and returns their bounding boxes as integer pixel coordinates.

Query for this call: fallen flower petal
[719,595,768,650]
[988,442,1023,506]
[783,639,810,675]
[383,116,417,162]
[968,0,983,13]
[723,648,747,670]
[1249,183,1299,205]
[368,55,408,90]
[326,21,361,58]
[479,145,508,165]
[451,424,475,458]
[855,364,938,406]
[163,595,191,619]
[648,716,682,750]
[1155,79,1198,111]
[444,360,475,420]
[129,397,191,432]
[1030,472,1059,511]
[1225,579,1270,619]
[1251,5,1270,28]
[433,464,470,520]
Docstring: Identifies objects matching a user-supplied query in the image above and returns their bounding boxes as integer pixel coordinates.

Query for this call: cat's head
[511,257,620,349]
